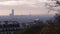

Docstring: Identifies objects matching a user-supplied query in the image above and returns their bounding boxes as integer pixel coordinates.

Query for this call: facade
[0,21,20,34]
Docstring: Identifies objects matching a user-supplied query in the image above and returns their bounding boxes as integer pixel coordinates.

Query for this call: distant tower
[11,9,14,16]
[10,9,14,16]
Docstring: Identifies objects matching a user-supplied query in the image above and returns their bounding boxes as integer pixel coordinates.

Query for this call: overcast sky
[0,0,58,15]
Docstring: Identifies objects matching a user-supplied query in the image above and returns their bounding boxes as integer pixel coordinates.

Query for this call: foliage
[18,20,44,34]
[18,14,60,34]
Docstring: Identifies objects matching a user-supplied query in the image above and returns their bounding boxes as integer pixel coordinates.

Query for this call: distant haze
[0,15,54,22]
[0,0,58,15]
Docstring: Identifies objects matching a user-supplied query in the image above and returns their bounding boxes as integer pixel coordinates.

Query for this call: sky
[0,0,58,16]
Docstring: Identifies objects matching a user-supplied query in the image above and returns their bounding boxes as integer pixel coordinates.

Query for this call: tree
[45,0,60,13]
[18,20,44,34]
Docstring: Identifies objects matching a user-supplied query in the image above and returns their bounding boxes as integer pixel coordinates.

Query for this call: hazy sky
[0,0,58,15]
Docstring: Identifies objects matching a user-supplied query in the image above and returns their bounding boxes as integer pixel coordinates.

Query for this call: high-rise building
[10,9,14,16]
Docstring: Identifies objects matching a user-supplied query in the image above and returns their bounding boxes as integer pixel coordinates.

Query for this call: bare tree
[45,0,60,14]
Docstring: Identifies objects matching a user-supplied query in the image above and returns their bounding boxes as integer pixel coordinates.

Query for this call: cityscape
[0,0,60,34]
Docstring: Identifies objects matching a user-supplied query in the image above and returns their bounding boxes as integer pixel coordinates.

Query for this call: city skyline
[0,0,58,15]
